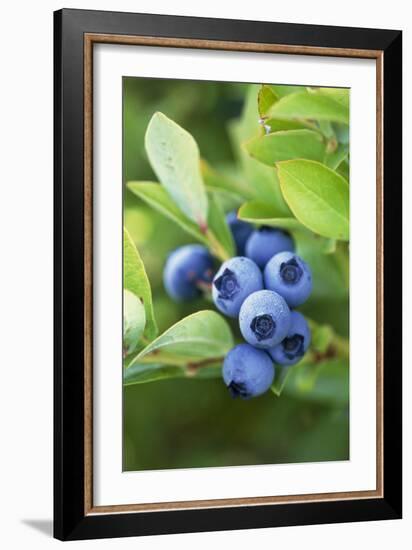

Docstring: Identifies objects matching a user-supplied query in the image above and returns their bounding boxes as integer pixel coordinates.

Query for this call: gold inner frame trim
[84,33,384,515]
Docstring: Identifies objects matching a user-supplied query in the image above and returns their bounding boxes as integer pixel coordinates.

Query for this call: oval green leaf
[124,227,158,339]
[124,363,186,385]
[269,84,307,98]
[123,360,223,386]
[145,112,208,228]
[258,84,279,117]
[200,159,253,201]
[128,182,232,260]
[277,160,350,240]
[316,87,350,110]
[264,118,309,133]
[238,200,301,230]
[206,193,235,258]
[228,85,291,214]
[268,91,349,124]
[246,130,326,166]
[129,310,233,367]
[128,181,206,243]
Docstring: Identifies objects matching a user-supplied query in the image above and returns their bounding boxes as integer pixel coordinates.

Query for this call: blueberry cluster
[163,212,313,400]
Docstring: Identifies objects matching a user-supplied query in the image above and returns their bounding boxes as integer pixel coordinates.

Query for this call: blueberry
[226,211,254,255]
[245,227,294,268]
[163,244,214,301]
[268,311,311,366]
[239,289,291,349]
[264,251,312,308]
[212,256,263,318]
[223,344,275,399]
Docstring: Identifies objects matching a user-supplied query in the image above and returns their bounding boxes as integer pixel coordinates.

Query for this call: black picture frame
[54,8,402,541]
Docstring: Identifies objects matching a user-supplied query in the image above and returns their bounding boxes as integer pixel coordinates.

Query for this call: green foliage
[200,159,252,202]
[207,193,235,258]
[246,129,326,165]
[128,181,233,260]
[123,289,146,355]
[125,311,234,386]
[311,323,334,353]
[285,359,349,405]
[229,86,291,213]
[271,367,293,397]
[125,83,350,389]
[124,363,186,385]
[123,79,351,469]
[269,84,307,98]
[258,84,279,117]
[267,89,349,124]
[134,310,233,363]
[145,112,209,228]
[277,160,350,240]
[316,87,350,109]
[128,181,205,242]
[324,143,349,170]
[238,201,301,230]
[123,227,158,340]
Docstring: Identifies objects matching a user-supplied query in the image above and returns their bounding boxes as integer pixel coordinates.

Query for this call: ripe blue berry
[226,211,254,255]
[239,289,291,349]
[223,344,275,399]
[212,256,263,318]
[264,251,312,308]
[268,311,311,366]
[245,227,294,268]
[163,244,214,301]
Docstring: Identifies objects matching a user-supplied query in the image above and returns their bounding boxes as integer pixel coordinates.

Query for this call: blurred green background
[123,77,349,471]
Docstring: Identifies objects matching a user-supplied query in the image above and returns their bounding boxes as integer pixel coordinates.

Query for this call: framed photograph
[54,8,402,541]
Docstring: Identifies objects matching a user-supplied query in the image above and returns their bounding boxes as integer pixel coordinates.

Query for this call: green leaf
[316,87,350,110]
[207,193,235,258]
[200,159,253,201]
[264,118,308,133]
[295,230,348,301]
[145,112,208,228]
[238,201,301,230]
[228,85,291,214]
[271,366,294,396]
[258,85,278,117]
[268,91,349,124]
[123,289,146,355]
[333,123,350,145]
[277,160,350,240]
[123,359,223,386]
[128,182,232,260]
[129,181,205,241]
[293,229,337,257]
[124,363,186,385]
[124,227,158,339]
[129,310,234,367]
[336,159,350,180]
[246,130,325,165]
[268,84,306,98]
[318,120,335,139]
[324,143,349,170]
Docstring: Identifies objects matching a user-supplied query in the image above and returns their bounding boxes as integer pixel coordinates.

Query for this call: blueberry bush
[123,80,349,469]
